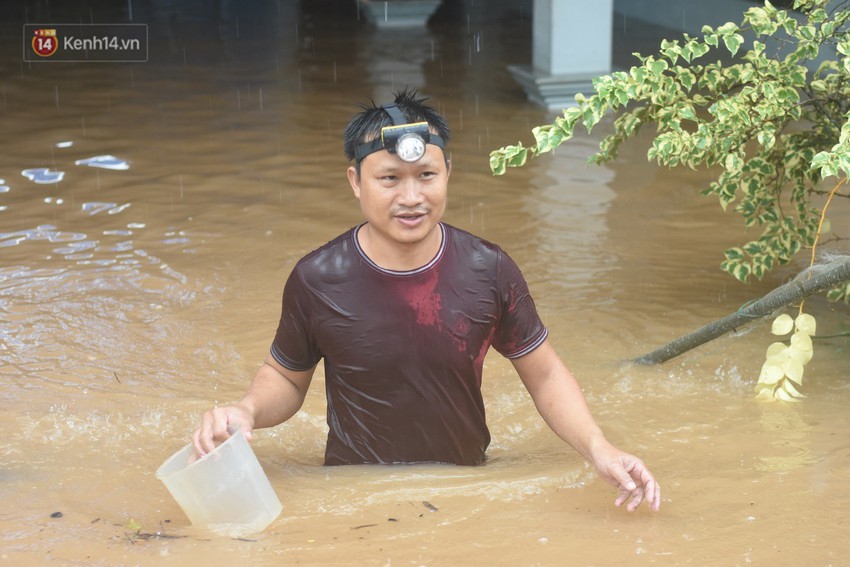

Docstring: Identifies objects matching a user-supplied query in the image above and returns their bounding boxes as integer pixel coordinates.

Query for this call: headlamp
[354,104,445,163]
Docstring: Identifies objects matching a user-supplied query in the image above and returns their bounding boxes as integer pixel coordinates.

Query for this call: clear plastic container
[156,430,282,537]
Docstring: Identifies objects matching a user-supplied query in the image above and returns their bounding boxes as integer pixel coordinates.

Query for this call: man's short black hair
[343,87,451,168]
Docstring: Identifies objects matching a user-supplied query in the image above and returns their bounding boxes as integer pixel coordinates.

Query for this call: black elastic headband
[353,104,445,162]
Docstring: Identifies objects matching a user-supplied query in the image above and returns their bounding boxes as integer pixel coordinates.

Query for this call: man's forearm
[530,367,609,461]
[239,361,311,429]
[513,340,610,462]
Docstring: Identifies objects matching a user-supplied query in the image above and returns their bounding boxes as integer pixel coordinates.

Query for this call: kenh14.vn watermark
[24,24,148,62]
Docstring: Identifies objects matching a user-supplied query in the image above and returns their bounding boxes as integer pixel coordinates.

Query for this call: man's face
[347,143,450,250]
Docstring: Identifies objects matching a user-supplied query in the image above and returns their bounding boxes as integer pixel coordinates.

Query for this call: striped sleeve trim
[270,343,316,372]
[503,328,549,360]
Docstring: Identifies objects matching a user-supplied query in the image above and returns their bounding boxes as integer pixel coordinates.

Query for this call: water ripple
[74,155,130,170]
[21,168,65,184]
[81,201,131,215]
[0,226,87,248]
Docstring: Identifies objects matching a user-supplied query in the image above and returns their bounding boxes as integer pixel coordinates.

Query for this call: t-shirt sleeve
[269,267,323,371]
[491,249,548,359]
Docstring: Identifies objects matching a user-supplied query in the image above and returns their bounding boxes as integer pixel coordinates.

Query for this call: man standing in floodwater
[193,88,661,512]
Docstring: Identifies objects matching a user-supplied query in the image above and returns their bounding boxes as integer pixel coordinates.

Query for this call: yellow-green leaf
[782,358,805,383]
[782,378,806,398]
[774,386,802,402]
[771,314,794,335]
[758,361,785,385]
[794,313,816,336]
[790,331,813,353]
[765,341,789,360]
[788,345,813,365]
[755,383,775,399]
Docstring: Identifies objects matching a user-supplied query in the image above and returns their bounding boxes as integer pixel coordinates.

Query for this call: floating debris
[50,511,63,518]
[56,141,74,148]
[75,155,130,170]
[22,168,65,184]
[126,530,186,542]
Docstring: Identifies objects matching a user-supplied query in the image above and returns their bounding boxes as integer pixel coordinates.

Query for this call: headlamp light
[354,104,445,163]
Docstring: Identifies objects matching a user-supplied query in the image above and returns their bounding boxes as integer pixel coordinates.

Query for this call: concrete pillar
[510,0,613,110]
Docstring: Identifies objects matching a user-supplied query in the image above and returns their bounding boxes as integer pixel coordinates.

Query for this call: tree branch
[633,256,850,365]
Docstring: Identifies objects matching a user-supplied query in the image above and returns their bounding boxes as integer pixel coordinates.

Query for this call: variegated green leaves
[490,1,850,301]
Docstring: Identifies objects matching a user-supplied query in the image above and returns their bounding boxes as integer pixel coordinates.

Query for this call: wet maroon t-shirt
[270,223,548,466]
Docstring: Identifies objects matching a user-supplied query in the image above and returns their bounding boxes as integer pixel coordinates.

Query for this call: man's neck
[357,223,443,272]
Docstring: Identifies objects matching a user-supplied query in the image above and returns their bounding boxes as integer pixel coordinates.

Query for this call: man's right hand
[190,356,315,460]
[191,404,255,458]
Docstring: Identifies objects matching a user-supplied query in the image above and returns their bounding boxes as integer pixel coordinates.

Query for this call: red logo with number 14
[32,29,58,57]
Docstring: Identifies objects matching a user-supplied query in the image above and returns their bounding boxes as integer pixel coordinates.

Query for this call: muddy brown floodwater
[1,1,849,565]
